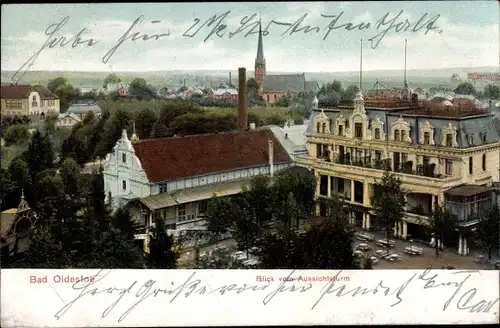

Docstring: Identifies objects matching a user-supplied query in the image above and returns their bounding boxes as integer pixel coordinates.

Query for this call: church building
[254,24,319,103]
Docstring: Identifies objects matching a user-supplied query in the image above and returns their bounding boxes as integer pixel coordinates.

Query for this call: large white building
[103,126,295,248]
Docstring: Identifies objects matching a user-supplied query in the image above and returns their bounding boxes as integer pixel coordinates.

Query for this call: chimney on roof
[269,139,274,178]
[237,67,248,131]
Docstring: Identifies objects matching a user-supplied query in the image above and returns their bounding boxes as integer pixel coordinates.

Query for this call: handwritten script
[12,10,443,83]
[52,269,498,323]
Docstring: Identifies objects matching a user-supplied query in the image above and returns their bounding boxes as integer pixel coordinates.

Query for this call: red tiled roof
[1,84,31,99]
[133,128,293,183]
[1,84,58,100]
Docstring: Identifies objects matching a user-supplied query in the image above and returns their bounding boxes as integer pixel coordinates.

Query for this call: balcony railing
[332,157,445,179]
[297,156,462,189]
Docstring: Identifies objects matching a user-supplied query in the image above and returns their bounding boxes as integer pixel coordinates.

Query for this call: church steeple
[254,16,266,93]
[255,18,266,68]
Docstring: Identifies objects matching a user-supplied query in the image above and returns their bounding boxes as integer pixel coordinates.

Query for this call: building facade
[1,84,60,117]
[55,113,82,129]
[103,127,294,249]
[297,88,500,256]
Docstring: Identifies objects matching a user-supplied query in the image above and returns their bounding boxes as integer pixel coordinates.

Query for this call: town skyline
[1,1,498,74]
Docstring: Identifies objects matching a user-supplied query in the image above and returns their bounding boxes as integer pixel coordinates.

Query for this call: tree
[231,197,261,256]
[3,124,30,146]
[256,218,358,269]
[242,176,276,225]
[47,77,77,112]
[205,196,234,238]
[331,80,343,94]
[342,85,360,101]
[453,82,477,96]
[483,84,500,99]
[110,208,140,240]
[318,91,341,108]
[129,78,157,100]
[147,218,179,268]
[103,73,122,89]
[7,157,30,187]
[136,107,158,138]
[274,167,316,217]
[421,203,458,257]
[23,130,54,178]
[371,171,406,245]
[473,205,500,261]
[60,157,81,197]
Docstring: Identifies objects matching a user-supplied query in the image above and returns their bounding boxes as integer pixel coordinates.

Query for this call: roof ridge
[134,127,272,144]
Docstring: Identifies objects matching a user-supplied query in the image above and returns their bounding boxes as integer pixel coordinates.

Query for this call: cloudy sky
[1,1,498,73]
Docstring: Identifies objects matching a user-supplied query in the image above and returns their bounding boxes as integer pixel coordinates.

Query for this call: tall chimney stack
[237,67,248,131]
[269,139,274,177]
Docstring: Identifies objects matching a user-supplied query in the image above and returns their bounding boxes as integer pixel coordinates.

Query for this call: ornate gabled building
[1,84,60,118]
[297,83,500,256]
[103,126,294,249]
[253,23,319,103]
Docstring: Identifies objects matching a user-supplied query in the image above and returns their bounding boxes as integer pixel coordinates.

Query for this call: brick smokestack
[237,67,248,131]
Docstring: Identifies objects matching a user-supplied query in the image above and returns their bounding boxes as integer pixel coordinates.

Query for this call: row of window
[5,100,23,109]
[469,154,488,175]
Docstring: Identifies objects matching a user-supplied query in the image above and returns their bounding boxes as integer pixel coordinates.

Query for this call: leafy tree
[103,73,122,89]
[274,166,316,217]
[420,203,458,257]
[23,130,54,178]
[3,124,30,146]
[231,197,261,256]
[242,176,276,225]
[60,157,81,197]
[318,91,341,108]
[472,205,499,261]
[371,171,406,244]
[189,246,246,269]
[136,107,158,138]
[256,218,358,269]
[47,77,77,112]
[147,218,179,268]
[453,82,477,96]
[205,196,233,237]
[88,168,110,233]
[483,84,500,99]
[91,228,146,268]
[110,208,140,240]
[7,157,30,187]
[342,85,360,101]
[129,78,157,100]
[331,80,343,94]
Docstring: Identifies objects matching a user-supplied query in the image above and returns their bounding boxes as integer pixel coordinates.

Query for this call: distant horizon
[2,65,498,74]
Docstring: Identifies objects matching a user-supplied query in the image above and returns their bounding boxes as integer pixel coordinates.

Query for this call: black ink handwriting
[321,12,371,40]
[183,11,231,42]
[102,15,170,64]
[12,16,98,83]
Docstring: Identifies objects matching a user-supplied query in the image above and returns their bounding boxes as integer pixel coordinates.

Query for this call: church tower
[254,19,266,93]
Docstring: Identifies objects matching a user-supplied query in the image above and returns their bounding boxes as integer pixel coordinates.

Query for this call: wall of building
[1,99,28,116]
[152,162,292,195]
[27,92,60,115]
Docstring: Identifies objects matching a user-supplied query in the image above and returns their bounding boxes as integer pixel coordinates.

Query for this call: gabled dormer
[442,123,458,147]
[391,117,412,143]
[350,91,369,139]
[371,116,385,141]
[315,110,330,134]
[420,121,435,145]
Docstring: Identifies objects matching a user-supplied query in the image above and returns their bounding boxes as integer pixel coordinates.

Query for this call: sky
[1,1,499,73]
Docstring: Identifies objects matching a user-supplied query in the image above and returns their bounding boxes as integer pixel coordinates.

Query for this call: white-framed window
[122,153,126,163]
[177,204,187,222]
[159,184,167,194]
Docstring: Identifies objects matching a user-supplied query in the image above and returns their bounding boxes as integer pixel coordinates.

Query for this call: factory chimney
[237,67,248,131]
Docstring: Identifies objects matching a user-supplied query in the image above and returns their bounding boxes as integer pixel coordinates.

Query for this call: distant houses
[55,112,82,129]
[66,102,101,120]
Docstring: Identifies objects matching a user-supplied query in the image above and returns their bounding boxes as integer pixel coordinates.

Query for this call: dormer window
[354,123,363,138]
[394,130,400,142]
[374,128,381,140]
[338,125,344,136]
[401,130,407,142]
[322,123,326,133]
[423,132,430,145]
[479,132,487,143]
[445,133,453,147]
[122,153,126,163]
[316,122,321,133]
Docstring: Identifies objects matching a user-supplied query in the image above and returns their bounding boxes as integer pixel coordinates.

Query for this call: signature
[51,269,497,323]
[13,10,442,83]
